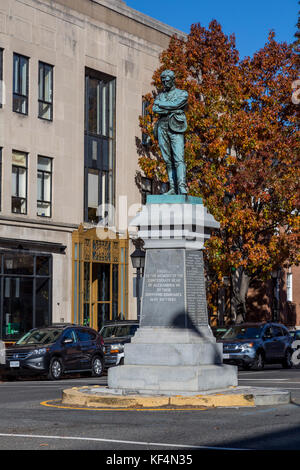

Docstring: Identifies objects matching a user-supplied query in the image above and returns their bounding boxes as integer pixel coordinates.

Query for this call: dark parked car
[100,321,139,368]
[0,324,105,380]
[218,322,293,370]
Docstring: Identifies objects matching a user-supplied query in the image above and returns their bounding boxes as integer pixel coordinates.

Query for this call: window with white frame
[287,272,293,302]
[12,150,27,214]
[37,156,52,217]
[0,48,3,108]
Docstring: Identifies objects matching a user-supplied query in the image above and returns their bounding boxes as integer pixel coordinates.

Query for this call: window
[84,69,116,223]
[287,272,293,302]
[0,48,3,108]
[140,177,169,204]
[38,62,53,120]
[222,325,264,339]
[0,148,2,211]
[37,156,52,217]
[76,328,96,342]
[272,326,283,337]
[141,98,151,146]
[0,252,52,341]
[12,150,27,214]
[13,53,29,114]
[264,326,273,337]
[62,329,77,343]
[141,177,152,205]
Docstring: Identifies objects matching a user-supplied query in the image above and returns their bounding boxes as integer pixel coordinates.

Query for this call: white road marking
[239,378,288,381]
[239,379,300,384]
[0,433,250,450]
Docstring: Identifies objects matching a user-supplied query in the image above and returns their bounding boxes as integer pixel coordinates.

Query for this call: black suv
[1,324,105,380]
[218,322,293,370]
[100,321,139,368]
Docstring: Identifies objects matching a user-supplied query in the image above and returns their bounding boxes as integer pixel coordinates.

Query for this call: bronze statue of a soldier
[153,70,188,195]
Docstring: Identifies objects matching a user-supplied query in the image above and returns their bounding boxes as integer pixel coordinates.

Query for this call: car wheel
[48,357,63,380]
[253,352,264,371]
[91,356,104,377]
[282,350,293,369]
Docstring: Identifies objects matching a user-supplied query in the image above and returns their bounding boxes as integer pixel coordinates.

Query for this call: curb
[61,386,291,409]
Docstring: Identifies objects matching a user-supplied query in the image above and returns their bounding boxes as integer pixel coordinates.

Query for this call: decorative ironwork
[84,239,91,261]
[92,240,111,262]
[112,242,119,263]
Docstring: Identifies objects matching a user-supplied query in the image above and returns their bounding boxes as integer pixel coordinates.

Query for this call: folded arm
[153,90,188,112]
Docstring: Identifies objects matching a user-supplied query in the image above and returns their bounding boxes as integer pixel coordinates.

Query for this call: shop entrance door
[72,226,128,330]
[91,263,111,331]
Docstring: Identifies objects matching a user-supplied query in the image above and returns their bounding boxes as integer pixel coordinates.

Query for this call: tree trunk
[230,268,250,324]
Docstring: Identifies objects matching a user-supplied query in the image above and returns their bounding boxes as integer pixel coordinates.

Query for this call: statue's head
[160,70,175,91]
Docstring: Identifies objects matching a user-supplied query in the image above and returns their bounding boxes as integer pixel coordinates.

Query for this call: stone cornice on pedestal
[129,195,220,250]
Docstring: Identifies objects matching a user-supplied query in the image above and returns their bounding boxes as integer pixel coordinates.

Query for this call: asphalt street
[1,366,300,452]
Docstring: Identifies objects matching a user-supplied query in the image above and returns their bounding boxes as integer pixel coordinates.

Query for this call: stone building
[0,0,183,341]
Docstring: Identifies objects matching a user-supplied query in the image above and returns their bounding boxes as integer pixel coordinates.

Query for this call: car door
[76,328,97,370]
[61,328,81,371]
[271,326,286,359]
[263,326,278,361]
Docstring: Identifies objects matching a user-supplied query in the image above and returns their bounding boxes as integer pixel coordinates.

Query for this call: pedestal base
[107,327,238,394]
[108,363,238,394]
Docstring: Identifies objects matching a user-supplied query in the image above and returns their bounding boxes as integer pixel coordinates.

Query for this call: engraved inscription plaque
[141,249,185,327]
[185,250,208,326]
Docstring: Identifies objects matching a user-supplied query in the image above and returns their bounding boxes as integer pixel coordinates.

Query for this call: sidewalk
[61,385,291,409]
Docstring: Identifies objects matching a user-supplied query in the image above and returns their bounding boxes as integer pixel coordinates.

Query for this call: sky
[125,0,299,59]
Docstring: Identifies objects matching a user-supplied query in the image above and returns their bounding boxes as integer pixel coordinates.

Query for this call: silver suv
[218,322,293,370]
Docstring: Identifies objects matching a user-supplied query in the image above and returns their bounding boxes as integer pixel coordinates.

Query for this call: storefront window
[0,251,52,341]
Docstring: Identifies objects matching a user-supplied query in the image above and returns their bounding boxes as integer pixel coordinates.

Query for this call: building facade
[0,0,183,341]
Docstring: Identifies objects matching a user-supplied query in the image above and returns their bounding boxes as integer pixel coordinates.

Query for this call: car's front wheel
[91,356,104,377]
[48,357,63,380]
[282,349,293,369]
[253,352,264,371]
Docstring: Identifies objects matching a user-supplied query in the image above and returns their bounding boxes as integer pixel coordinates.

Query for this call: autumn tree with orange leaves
[138,21,300,323]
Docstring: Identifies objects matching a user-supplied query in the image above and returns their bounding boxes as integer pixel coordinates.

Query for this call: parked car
[100,321,139,368]
[218,322,293,370]
[0,324,105,380]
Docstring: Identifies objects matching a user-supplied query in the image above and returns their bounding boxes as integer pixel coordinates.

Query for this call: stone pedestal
[108,195,237,394]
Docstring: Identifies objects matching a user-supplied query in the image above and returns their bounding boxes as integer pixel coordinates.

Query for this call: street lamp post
[130,247,145,323]
[271,268,281,322]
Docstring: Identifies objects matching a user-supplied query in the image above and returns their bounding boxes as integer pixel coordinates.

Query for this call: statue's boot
[164,165,176,195]
[177,163,188,195]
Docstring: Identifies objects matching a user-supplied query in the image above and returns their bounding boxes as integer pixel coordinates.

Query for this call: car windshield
[16,328,62,345]
[214,328,228,339]
[100,326,117,338]
[100,325,138,338]
[221,326,263,340]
